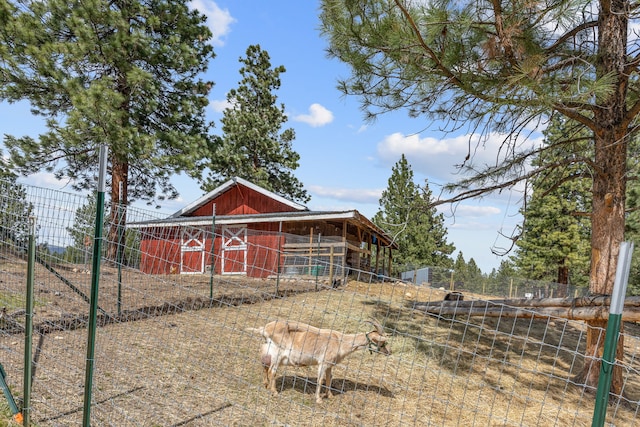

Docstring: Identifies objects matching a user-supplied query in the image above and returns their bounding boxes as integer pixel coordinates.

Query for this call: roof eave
[170,177,307,218]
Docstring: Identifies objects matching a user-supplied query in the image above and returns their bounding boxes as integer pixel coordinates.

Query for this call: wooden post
[378,246,385,282]
[367,232,372,274]
[375,237,380,276]
[356,227,364,270]
[329,245,335,284]
[342,221,347,280]
[308,227,314,276]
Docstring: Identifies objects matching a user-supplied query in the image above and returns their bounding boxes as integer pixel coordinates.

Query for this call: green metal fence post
[23,216,36,426]
[0,363,22,425]
[116,182,123,316]
[209,204,216,300]
[83,145,108,427]
[592,241,634,427]
[276,221,282,295]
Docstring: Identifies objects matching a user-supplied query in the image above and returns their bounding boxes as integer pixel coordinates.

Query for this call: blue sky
[0,0,545,273]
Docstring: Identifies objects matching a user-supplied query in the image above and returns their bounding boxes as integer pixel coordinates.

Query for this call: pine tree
[514,116,591,292]
[624,141,640,295]
[200,44,308,203]
[1,0,215,258]
[64,194,101,264]
[0,153,33,251]
[64,193,140,266]
[452,252,467,289]
[373,154,454,274]
[491,259,517,281]
[490,259,518,295]
[320,0,638,389]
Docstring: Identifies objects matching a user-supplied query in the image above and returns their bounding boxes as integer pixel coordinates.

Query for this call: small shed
[128,177,397,278]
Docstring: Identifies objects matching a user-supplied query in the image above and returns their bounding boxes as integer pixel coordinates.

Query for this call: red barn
[129,177,397,279]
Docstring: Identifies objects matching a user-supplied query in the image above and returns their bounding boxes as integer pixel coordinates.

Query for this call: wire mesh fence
[0,178,639,426]
[399,266,592,300]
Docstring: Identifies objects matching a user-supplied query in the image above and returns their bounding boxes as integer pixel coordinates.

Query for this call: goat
[247,318,390,403]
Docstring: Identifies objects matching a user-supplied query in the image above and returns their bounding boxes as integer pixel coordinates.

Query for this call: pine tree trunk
[576,0,629,393]
[108,158,128,262]
[556,261,568,298]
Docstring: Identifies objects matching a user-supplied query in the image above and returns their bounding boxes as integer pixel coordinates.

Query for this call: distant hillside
[46,245,66,254]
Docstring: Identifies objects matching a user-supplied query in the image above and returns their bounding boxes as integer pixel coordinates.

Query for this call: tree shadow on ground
[361,299,596,394]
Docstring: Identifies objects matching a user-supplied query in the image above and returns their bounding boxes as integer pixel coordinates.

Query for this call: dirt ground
[0,256,639,426]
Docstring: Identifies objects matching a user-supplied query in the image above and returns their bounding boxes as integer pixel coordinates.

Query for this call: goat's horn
[366,318,385,335]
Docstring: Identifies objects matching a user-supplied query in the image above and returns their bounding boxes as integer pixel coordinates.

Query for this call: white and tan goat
[247,318,390,403]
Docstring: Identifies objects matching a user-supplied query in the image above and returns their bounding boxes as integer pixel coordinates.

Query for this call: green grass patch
[0,293,25,312]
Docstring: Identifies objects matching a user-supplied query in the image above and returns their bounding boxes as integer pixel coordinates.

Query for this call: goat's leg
[325,366,334,399]
[262,364,269,389]
[260,346,271,389]
[315,364,328,403]
[268,361,280,395]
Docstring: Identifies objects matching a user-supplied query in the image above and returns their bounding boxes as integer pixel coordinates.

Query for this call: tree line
[3,1,635,300]
[2,0,639,393]
[374,117,640,297]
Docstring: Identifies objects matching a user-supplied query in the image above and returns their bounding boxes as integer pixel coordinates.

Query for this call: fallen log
[414,295,640,309]
[415,297,640,321]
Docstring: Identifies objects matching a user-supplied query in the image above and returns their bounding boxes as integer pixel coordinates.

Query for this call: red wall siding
[139,226,283,278]
[246,233,281,278]
[139,227,181,274]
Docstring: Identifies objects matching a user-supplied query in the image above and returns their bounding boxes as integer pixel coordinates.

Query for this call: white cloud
[376,131,543,183]
[19,172,74,190]
[446,204,501,217]
[188,0,235,46]
[293,104,334,127]
[209,99,232,113]
[348,123,368,133]
[308,185,382,204]
[448,220,498,231]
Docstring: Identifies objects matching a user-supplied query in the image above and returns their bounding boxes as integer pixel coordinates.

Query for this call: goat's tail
[245,327,266,337]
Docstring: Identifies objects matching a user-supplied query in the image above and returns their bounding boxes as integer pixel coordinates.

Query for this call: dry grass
[0,256,639,426]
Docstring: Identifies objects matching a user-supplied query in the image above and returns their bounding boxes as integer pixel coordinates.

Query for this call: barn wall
[137,217,389,277]
[139,227,181,275]
[190,184,298,217]
[246,233,280,278]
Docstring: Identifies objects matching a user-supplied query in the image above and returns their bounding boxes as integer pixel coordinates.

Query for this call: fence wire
[0,179,638,426]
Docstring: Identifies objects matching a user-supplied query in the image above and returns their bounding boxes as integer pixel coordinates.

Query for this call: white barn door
[181,228,205,274]
[221,226,247,275]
